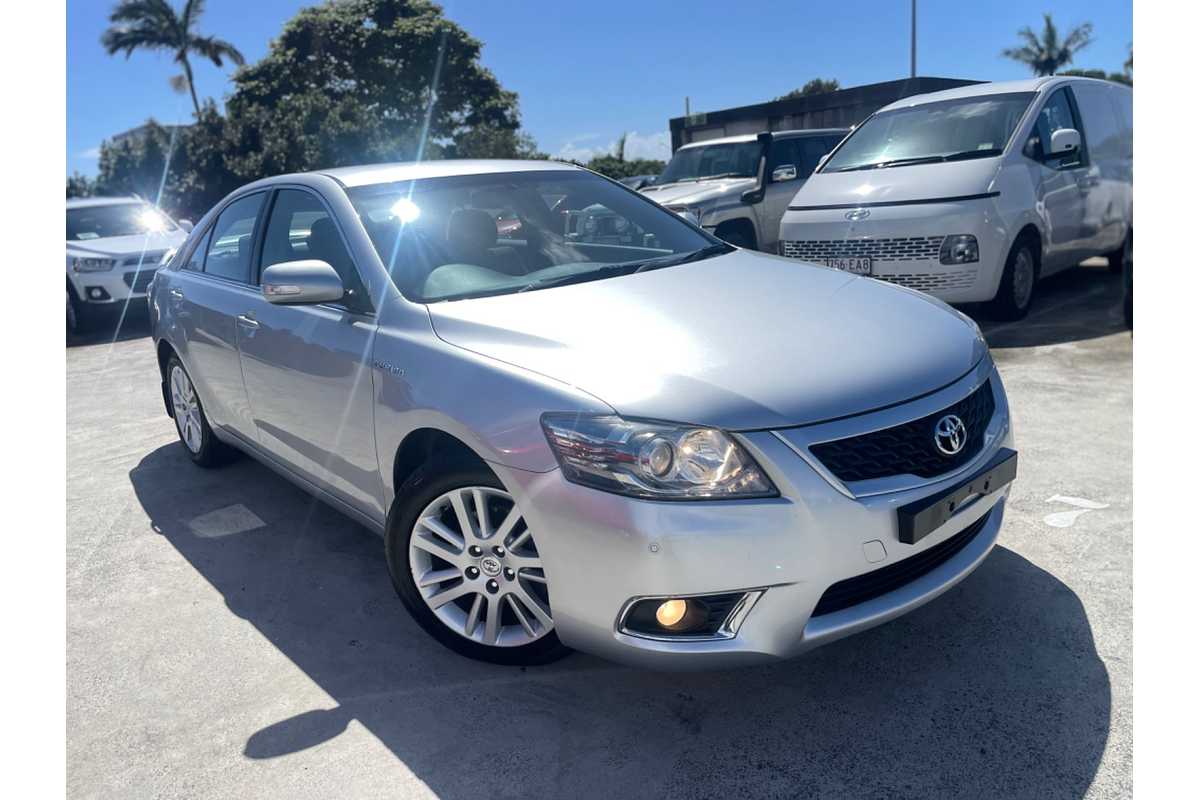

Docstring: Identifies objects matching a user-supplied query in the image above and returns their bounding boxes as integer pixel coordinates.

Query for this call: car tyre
[166,355,231,467]
[988,238,1039,321]
[67,286,94,336]
[385,458,571,666]
[1107,230,1130,274]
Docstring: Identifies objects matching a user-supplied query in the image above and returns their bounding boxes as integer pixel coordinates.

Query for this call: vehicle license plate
[821,258,872,275]
[896,448,1018,544]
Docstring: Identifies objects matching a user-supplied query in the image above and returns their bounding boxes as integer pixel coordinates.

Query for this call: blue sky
[67,0,1131,176]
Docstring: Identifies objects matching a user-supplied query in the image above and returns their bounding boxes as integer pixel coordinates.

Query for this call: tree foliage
[775,78,840,102]
[82,0,543,219]
[1002,14,1093,76]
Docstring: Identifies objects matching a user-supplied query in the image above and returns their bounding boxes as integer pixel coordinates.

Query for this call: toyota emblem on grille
[933,414,967,456]
[845,208,870,221]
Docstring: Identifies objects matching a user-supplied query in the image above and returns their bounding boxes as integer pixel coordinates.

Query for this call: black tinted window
[261,189,368,307]
[203,194,264,283]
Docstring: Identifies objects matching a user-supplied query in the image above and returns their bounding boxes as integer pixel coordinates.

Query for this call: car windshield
[66,202,177,241]
[822,92,1035,173]
[348,170,729,303]
[656,141,763,185]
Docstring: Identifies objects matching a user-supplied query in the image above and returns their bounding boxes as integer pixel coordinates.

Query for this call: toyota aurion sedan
[150,160,1016,668]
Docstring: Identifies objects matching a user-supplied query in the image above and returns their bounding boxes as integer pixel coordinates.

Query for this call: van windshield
[823,92,1035,173]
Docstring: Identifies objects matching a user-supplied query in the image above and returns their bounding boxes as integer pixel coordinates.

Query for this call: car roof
[66,196,144,209]
[312,159,585,189]
[876,76,1127,113]
[678,129,849,149]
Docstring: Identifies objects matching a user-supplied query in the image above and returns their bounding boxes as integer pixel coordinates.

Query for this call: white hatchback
[67,197,190,333]
[779,77,1132,319]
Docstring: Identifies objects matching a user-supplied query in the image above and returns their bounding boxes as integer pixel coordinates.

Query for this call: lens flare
[390,198,421,223]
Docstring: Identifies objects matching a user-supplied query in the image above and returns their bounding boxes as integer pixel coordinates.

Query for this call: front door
[1027,88,1091,273]
[235,188,384,521]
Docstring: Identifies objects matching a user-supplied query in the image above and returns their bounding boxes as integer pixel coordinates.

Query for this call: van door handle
[236,313,259,329]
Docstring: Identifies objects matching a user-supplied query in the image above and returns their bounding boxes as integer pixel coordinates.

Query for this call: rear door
[171,192,265,440]
[1071,82,1127,255]
[234,187,384,520]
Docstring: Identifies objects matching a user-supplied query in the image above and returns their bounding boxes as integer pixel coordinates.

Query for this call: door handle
[169,287,184,300]
[236,313,260,329]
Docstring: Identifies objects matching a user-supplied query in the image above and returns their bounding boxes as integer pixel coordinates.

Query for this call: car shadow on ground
[965,261,1128,350]
[130,443,1110,799]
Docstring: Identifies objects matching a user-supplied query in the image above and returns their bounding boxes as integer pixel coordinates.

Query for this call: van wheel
[989,239,1039,321]
[385,459,571,666]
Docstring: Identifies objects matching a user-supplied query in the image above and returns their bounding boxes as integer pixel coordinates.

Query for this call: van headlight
[940,234,979,264]
[541,414,777,500]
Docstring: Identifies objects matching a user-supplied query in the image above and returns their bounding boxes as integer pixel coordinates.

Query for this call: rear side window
[203,193,264,283]
[182,228,211,271]
[1074,84,1123,162]
[260,189,369,310]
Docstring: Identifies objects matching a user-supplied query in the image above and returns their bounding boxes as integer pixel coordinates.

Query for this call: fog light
[89,288,105,299]
[655,598,688,627]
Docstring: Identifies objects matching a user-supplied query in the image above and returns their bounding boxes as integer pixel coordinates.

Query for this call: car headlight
[541,414,777,500]
[71,257,116,272]
[666,205,702,225]
[940,234,979,264]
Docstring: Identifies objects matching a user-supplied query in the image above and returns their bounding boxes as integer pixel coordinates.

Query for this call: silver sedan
[149,159,1016,668]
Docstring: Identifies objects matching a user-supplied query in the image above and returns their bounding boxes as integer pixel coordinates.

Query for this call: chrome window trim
[770,358,1008,500]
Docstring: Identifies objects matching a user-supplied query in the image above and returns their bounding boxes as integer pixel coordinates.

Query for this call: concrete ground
[67,262,1131,799]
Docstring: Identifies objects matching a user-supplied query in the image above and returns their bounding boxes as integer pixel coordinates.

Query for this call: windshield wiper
[829,148,1005,173]
[516,263,638,293]
[632,242,733,274]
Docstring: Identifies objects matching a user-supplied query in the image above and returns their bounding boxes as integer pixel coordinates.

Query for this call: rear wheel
[166,355,230,467]
[988,238,1039,321]
[385,460,570,666]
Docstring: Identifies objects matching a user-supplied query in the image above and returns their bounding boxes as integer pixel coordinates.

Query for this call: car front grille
[122,269,157,292]
[874,270,978,292]
[121,251,166,267]
[781,236,945,262]
[811,508,992,617]
[809,378,996,483]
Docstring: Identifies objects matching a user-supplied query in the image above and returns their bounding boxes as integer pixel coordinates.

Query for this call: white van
[778,77,1132,319]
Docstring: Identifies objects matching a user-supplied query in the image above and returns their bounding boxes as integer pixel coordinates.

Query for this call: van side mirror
[261,260,344,305]
[1049,128,1081,157]
[771,164,798,183]
[177,219,194,232]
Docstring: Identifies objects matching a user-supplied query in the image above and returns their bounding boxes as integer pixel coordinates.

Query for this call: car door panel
[1028,88,1089,274]
[235,187,384,521]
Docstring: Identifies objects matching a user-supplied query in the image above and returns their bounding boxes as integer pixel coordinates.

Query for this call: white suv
[779,77,1132,319]
[67,197,190,333]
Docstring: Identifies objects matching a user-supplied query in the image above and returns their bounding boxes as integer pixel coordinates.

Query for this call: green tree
[1002,14,1093,76]
[224,0,535,177]
[775,78,840,102]
[101,0,245,116]
[66,173,96,199]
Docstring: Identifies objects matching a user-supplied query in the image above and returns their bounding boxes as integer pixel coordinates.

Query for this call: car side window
[203,193,264,283]
[1024,88,1085,169]
[767,139,799,175]
[797,137,835,178]
[182,228,212,271]
[260,189,370,311]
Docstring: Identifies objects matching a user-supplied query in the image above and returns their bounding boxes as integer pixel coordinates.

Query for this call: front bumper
[778,197,1010,304]
[68,266,160,305]
[494,359,1013,669]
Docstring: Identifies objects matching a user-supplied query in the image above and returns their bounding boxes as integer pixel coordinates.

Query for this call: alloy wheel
[408,486,553,647]
[169,365,203,454]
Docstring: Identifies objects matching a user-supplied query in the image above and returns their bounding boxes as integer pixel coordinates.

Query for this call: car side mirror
[1049,128,1081,157]
[771,164,798,183]
[178,219,194,232]
[261,260,344,305]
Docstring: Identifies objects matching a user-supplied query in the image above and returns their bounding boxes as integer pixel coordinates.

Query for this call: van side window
[1024,88,1084,169]
[203,193,265,283]
[1074,85,1124,162]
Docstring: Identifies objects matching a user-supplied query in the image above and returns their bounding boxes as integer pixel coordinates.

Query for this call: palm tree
[101,0,245,116]
[1002,14,1094,76]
